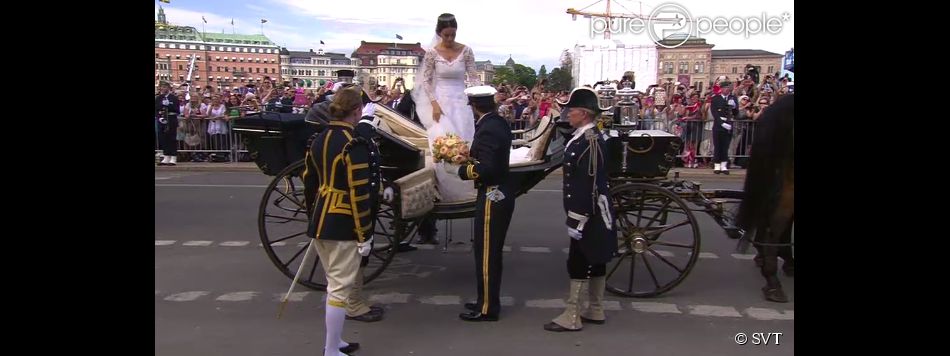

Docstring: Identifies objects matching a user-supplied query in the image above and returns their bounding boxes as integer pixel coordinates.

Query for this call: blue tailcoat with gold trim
[302,121,375,242]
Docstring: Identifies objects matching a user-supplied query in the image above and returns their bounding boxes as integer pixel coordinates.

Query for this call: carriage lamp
[597,84,617,123]
[615,81,639,126]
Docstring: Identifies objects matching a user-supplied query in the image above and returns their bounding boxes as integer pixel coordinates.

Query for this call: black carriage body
[234,110,425,180]
[232,112,320,176]
[603,129,683,179]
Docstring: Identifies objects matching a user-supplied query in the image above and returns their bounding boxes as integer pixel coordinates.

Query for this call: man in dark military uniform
[301,86,376,355]
[155,81,181,166]
[711,81,738,174]
[443,86,515,322]
[544,87,617,332]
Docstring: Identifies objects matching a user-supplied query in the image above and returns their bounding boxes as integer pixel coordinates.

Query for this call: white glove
[383,187,394,202]
[568,228,583,240]
[361,102,377,118]
[358,237,374,257]
[721,123,732,130]
[443,162,461,176]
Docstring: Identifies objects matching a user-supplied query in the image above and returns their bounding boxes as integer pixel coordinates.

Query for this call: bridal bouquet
[432,133,471,164]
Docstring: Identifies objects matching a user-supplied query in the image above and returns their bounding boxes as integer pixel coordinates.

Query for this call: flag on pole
[202,16,208,24]
[396,34,403,40]
[231,18,234,25]
[320,40,325,45]
[261,19,268,24]
[160,0,170,3]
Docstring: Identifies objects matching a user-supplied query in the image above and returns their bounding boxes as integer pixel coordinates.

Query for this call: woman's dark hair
[435,13,457,34]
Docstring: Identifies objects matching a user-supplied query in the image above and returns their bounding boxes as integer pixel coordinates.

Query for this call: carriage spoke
[641,254,661,289]
[647,249,684,273]
[270,231,307,244]
[272,187,305,209]
[644,220,691,239]
[649,240,694,249]
[264,214,309,223]
[644,198,673,229]
[283,243,309,268]
[628,252,637,293]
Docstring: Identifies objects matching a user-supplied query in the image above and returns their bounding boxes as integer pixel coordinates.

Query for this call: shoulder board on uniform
[342,136,370,155]
[584,127,598,141]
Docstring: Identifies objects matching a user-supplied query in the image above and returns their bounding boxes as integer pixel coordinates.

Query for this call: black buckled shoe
[459,311,498,322]
[346,307,384,322]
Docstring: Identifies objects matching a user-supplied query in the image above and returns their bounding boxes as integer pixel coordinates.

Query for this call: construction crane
[567,0,687,39]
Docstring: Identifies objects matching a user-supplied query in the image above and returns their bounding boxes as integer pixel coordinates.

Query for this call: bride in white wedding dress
[412,13,481,203]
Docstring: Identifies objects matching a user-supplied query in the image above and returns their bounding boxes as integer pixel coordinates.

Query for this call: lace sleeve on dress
[463,46,482,87]
[423,49,436,99]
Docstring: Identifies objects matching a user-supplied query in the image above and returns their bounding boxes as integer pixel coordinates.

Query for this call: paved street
[156,171,793,356]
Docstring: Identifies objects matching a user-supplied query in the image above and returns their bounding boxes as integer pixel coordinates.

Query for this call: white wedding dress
[412,45,481,203]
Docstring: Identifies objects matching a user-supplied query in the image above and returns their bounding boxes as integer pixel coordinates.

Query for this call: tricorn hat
[555,87,611,113]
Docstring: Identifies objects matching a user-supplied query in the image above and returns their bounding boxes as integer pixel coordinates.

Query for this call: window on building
[271,68,276,73]
[768,65,774,74]
[189,45,196,50]
[155,53,159,59]
[178,64,183,70]
[678,62,688,74]
[179,75,185,81]
[663,62,673,74]
[224,67,229,72]
[318,70,325,77]
[732,67,738,74]
[256,68,260,73]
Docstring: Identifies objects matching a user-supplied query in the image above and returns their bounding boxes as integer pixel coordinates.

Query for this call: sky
[155,0,794,72]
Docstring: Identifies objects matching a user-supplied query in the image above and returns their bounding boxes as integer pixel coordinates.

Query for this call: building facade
[474,60,494,85]
[279,48,358,88]
[710,50,784,84]
[351,41,425,90]
[655,36,714,94]
[154,6,280,91]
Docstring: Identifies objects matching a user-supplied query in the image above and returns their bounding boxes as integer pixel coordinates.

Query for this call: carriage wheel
[258,159,400,290]
[605,182,701,297]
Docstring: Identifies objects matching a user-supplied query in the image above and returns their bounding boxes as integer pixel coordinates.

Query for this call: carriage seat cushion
[393,162,438,219]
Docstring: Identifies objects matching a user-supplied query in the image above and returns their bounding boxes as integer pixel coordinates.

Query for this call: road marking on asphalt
[182,241,213,247]
[503,246,512,252]
[698,252,719,259]
[155,240,177,246]
[369,293,411,304]
[220,241,250,247]
[419,295,461,305]
[216,291,259,302]
[271,292,310,302]
[164,291,210,302]
[630,302,682,314]
[688,305,743,318]
[155,291,792,320]
[744,308,794,321]
[526,299,567,308]
[520,246,552,253]
[731,254,757,260]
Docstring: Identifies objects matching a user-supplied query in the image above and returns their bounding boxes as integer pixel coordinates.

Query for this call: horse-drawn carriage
[233,99,748,299]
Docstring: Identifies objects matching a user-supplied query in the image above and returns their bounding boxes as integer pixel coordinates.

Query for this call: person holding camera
[301,86,378,356]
